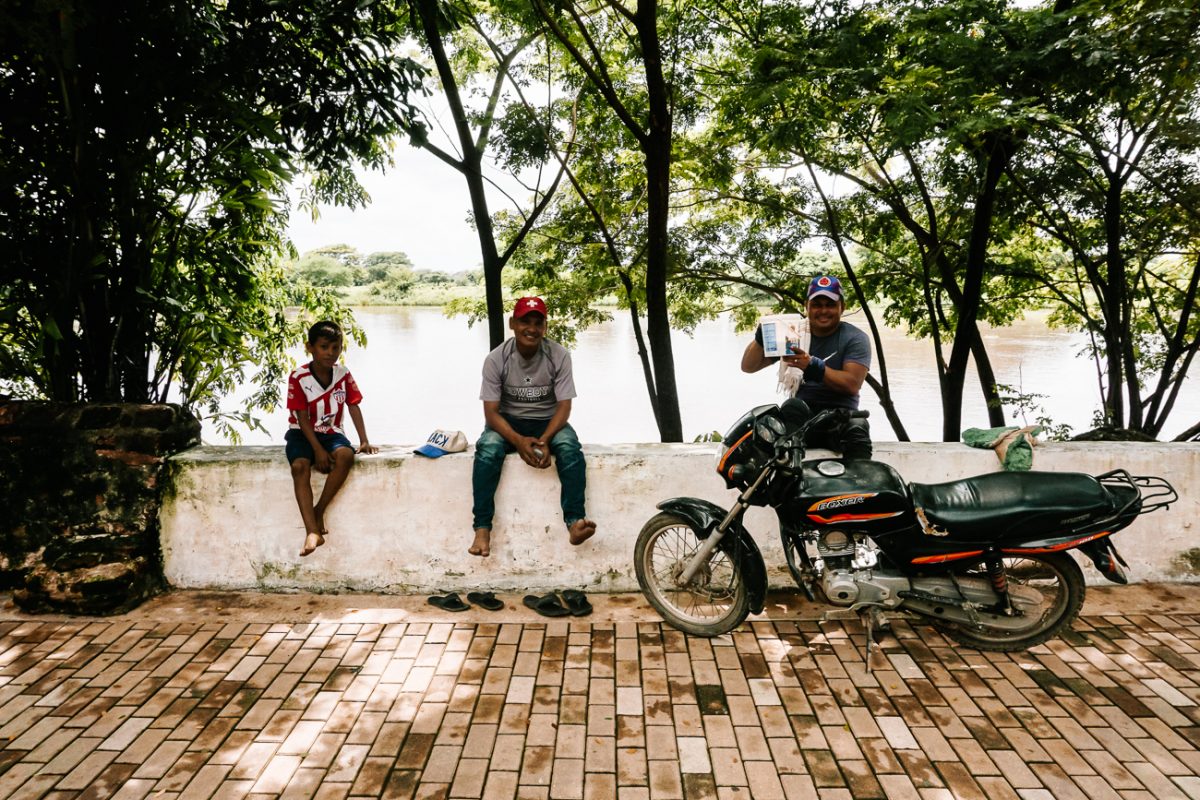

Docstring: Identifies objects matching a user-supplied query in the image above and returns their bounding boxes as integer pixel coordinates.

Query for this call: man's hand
[357,442,379,455]
[781,349,812,371]
[532,439,551,468]
[516,436,551,469]
[313,448,332,473]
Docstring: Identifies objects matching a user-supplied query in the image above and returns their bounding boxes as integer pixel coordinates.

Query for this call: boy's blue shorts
[285,429,354,464]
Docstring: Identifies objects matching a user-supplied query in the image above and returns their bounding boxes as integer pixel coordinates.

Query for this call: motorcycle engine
[814,530,888,607]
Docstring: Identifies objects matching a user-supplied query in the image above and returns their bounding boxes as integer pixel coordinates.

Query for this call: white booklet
[759,314,808,358]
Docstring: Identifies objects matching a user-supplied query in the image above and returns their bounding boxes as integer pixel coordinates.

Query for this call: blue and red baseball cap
[513,296,547,319]
[807,275,844,303]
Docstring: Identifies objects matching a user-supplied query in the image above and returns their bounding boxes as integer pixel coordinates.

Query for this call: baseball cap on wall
[513,296,547,319]
[414,430,468,458]
[807,275,844,302]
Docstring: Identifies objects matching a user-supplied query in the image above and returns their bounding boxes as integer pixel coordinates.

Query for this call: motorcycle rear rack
[1096,469,1177,517]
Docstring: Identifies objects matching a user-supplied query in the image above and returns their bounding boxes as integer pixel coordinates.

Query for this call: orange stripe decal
[1002,532,1111,555]
[807,511,904,524]
[717,431,753,475]
[911,550,984,565]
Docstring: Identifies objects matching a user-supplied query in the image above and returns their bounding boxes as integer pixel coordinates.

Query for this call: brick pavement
[0,591,1198,799]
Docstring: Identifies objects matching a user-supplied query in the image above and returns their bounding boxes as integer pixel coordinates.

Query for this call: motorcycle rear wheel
[634,512,751,637]
[934,552,1084,652]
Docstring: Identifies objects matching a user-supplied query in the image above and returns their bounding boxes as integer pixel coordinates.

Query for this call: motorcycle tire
[934,552,1085,652]
[634,512,751,637]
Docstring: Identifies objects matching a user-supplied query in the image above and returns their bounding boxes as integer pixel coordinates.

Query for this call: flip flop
[522,593,570,618]
[560,589,593,617]
[467,591,504,612]
[427,592,470,612]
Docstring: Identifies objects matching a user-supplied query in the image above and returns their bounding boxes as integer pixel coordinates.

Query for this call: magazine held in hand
[759,314,808,358]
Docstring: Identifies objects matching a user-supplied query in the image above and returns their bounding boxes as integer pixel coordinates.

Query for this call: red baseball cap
[513,296,547,318]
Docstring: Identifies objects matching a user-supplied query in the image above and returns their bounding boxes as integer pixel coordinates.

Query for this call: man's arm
[782,353,868,397]
[533,400,572,467]
[741,338,777,374]
[483,400,548,468]
[346,405,378,454]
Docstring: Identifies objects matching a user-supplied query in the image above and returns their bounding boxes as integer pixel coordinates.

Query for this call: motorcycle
[634,401,1177,651]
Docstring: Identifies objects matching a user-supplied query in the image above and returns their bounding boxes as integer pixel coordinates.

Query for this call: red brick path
[0,604,1197,798]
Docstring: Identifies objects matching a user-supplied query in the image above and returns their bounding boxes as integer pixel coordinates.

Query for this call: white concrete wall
[160,442,1200,593]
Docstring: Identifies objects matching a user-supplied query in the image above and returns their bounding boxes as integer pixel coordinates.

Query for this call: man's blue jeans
[471,415,587,531]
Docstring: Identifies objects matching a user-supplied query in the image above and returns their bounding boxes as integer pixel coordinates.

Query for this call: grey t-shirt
[795,321,872,410]
[480,338,577,419]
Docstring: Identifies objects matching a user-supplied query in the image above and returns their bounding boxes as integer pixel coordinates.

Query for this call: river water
[212,306,1198,445]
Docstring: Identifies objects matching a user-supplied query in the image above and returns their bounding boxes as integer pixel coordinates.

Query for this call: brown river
[212,306,1199,445]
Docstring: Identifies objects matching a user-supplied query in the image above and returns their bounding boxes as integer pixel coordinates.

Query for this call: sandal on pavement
[428,592,470,612]
[467,591,504,612]
[523,593,570,618]
[560,589,593,617]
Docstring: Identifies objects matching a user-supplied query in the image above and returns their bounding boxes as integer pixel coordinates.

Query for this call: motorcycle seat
[908,471,1120,541]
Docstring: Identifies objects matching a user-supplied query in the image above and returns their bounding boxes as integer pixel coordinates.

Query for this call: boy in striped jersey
[285,321,378,556]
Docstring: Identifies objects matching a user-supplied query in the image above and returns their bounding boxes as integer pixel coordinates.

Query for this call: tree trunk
[413,0,506,349]
[1102,176,1127,427]
[972,331,1005,428]
[617,271,662,430]
[942,135,1012,440]
[635,0,683,442]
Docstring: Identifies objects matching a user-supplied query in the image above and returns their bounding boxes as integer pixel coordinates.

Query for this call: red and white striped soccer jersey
[286,363,363,434]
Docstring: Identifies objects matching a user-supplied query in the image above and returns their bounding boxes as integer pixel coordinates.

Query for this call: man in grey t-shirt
[741,275,873,459]
[469,296,596,557]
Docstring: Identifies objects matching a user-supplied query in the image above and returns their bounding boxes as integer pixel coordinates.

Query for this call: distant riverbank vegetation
[286,244,483,306]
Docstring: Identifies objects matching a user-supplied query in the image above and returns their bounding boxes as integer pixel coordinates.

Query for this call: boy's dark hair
[307,320,343,344]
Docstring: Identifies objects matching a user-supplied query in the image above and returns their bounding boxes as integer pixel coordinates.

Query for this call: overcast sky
[287,143,486,272]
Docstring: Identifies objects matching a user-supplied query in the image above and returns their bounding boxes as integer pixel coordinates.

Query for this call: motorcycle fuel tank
[794,459,912,531]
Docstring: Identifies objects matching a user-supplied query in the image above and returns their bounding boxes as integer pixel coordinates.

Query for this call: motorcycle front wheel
[634,512,751,637]
[935,552,1085,652]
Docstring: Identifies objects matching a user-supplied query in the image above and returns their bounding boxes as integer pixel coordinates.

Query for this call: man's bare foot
[300,531,325,557]
[568,519,597,546]
[469,528,491,557]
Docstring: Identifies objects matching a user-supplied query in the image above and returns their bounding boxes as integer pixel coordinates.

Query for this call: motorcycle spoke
[644,524,740,622]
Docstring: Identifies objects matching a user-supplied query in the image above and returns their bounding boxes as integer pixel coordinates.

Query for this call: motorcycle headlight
[755,415,786,445]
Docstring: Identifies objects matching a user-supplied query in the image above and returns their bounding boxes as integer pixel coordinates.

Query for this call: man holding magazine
[740,275,873,459]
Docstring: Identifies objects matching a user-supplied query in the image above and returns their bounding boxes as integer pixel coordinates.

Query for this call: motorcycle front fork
[677,466,772,585]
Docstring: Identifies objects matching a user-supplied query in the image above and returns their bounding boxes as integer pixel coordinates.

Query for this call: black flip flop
[428,592,470,612]
[560,589,593,617]
[467,591,504,612]
[522,593,570,617]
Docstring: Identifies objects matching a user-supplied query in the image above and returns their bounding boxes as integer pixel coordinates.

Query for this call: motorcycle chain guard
[899,575,1044,631]
[657,497,769,615]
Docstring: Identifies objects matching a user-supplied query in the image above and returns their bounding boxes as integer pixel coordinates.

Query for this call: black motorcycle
[634,401,1177,651]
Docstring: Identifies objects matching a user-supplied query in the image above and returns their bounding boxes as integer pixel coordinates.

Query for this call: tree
[364,251,416,283]
[712,0,1069,440]
[404,0,569,349]
[0,0,423,424]
[1006,0,1200,438]
[293,255,357,288]
[528,0,700,441]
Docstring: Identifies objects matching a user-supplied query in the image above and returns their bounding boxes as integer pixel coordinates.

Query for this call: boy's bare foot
[568,519,597,546]
[300,531,325,557]
[313,507,329,536]
[469,528,491,557]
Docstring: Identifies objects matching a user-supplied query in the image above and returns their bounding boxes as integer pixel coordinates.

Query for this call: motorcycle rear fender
[657,497,769,614]
[1078,537,1129,585]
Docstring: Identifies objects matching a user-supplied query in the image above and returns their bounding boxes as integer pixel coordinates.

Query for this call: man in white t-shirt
[469,297,596,557]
